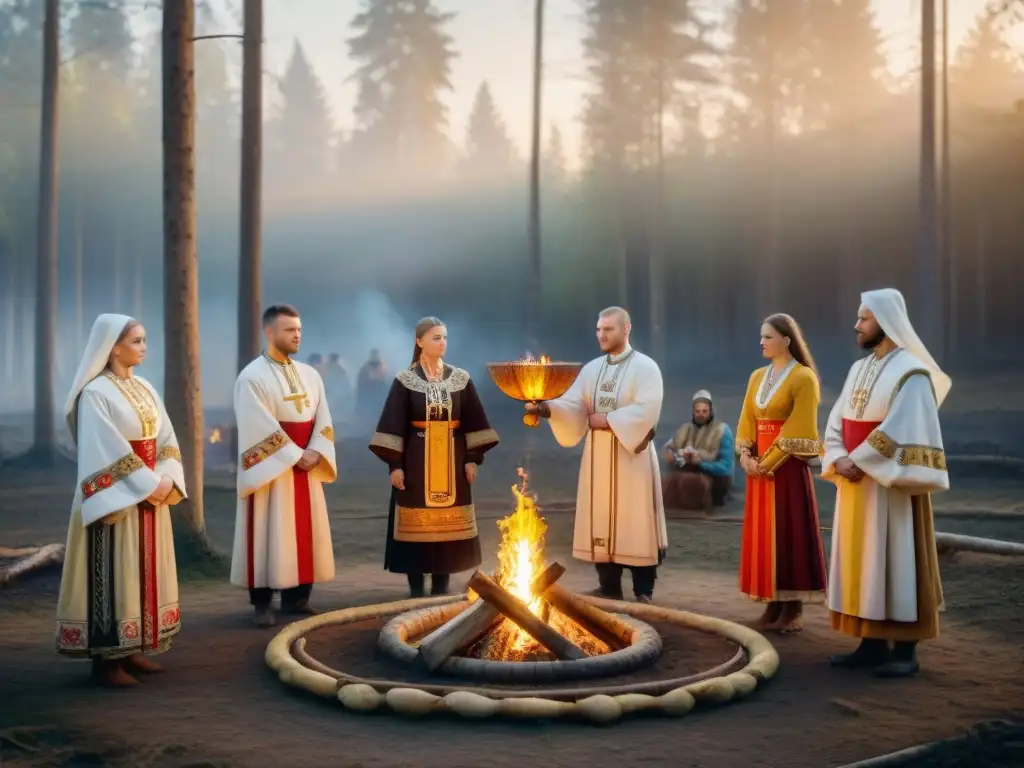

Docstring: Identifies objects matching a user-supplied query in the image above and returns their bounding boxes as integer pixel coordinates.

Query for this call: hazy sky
[255,0,1014,164]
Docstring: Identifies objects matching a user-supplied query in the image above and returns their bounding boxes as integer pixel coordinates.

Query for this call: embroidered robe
[56,374,186,659]
[229,356,337,590]
[822,349,946,641]
[546,347,668,568]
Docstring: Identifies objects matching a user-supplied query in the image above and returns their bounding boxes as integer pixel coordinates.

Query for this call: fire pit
[265,468,782,722]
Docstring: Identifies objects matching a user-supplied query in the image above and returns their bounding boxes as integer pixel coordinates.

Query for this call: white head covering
[692,389,712,403]
[860,288,951,407]
[64,313,136,442]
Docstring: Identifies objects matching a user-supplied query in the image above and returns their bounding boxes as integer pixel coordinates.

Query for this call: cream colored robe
[822,349,948,623]
[230,356,337,590]
[546,346,668,567]
[56,374,186,659]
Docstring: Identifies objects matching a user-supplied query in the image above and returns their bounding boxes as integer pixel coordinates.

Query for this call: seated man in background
[662,390,734,511]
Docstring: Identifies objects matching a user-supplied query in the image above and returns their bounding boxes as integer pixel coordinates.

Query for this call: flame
[521,352,552,365]
[494,468,547,650]
[209,428,222,444]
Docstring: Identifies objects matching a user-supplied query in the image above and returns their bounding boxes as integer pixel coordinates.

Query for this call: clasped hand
[390,464,476,491]
[145,475,174,505]
[588,412,609,429]
[740,453,767,477]
[834,456,865,482]
[296,449,321,472]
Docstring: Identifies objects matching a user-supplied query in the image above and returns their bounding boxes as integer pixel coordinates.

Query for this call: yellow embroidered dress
[735,362,827,603]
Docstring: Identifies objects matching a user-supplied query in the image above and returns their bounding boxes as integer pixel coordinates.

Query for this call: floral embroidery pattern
[81,454,145,500]
[158,445,182,462]
[59,625,85,649]
[241,431,289,470]
[161,607,181,627]
[776,437,822,457]
[866,429,946,470]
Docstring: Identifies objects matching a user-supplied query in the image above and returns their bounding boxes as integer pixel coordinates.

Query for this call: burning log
[467,569,586,662]
[417,562,567,671]
[540,582,634,651]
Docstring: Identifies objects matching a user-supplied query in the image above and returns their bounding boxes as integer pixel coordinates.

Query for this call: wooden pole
[919,0,941,356]
[33,0,60,460]
[526,0,543,350]
[238,0,263,372]
[467,570,586,662]
[417,562,566,672]
[541,582,633,651]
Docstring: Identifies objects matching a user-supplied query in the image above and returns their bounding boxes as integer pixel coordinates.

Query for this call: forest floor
[0,375,1022,768]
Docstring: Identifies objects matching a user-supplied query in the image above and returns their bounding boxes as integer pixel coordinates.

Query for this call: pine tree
[346,0,457,182]
[268,40,334,190]
[461,81,518,182]
[952,9,1024,112]
[803,0,889,131]
[543,124,568,191]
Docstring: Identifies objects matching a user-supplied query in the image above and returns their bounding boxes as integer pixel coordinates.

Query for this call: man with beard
[526,307,667,603]
[230,305,338,627]
[662,390,734,511]
[821,288,950,677]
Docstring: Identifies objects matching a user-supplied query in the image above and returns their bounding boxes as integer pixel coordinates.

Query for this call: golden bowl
[486,361,583,427]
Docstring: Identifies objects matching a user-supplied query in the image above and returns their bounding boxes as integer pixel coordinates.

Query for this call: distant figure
[307,353,324,369]
[736,313,827,634]
[369,317,499,597]
[230,305,338,627]
[357,348,390,430]
[323,352,353,428]
[56,314,187,687]
[662,390,734,511]
[822,288,948,678]
[526,307,667,604]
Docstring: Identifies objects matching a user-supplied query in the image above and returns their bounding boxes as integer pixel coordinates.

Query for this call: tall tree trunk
[2,237,12,386]
[74,171,83,352]
[940,0,953,361]
[31,0,60,461]
[162,0,214,561]
[526,0,544,350]
[760,7,780,318]
[918,0,941,357]
[973,210,987,359]
[238,0,263,374]
[647,46,666,367]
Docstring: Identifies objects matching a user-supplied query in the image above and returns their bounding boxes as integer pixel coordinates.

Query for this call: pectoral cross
[284,391,310,414]
[850,388,869,414]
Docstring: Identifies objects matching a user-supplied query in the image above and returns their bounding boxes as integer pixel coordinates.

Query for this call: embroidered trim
[157,446,182,463]
[735,438,754,455]
[81,454,146,499]
[396,366,470,394]
[241,430,289,470]
[465,428,499,451]
[866,429,946,470]
[371,431,404,453]
[105,374,161,438]
[319,425,335,442]
[56,603,182,657]
[775,437,822,457]
[889,369,933,408]
[164,486,184,506]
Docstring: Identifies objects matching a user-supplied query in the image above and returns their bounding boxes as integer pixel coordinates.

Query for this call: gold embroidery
[394,504,477,543]
[465,428,499,451]
[396,366,470,394]
[775,437,822,457]
[865,429,897,458]
[263,353,310,414]
[898,446,947,470]
[889,369,933,408]
[735,438,754,455]
[319,425,335,442]
[598,396,617,410]
[370,432,404,453]
[157,446,182,463]
[241,430,289,470]
[865,429,946,470]
[848,349,903,418]
[106,374,159,438]
[81,454,146,499]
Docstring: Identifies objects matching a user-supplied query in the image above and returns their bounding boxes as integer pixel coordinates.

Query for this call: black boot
[829,638,890,668]
[407,573,426,598]
[875,641,920,678]
[430,574,451,595]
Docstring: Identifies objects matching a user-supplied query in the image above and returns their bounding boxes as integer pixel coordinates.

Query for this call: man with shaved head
[821,288,950,677]
[526,307,668,602]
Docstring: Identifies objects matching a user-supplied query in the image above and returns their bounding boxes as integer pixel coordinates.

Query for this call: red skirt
[739,455,827,603]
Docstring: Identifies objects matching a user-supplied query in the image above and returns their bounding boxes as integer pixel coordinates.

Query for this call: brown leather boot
[124,653,163,674]
[92,659,139,688]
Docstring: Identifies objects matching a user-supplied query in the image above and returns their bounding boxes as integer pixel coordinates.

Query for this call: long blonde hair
[410,316,445,366]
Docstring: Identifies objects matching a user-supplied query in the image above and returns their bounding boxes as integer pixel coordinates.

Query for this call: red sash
[756,419,784,456]
[841,419,881,453]
[129,438,160,650]
[247,420,316,588]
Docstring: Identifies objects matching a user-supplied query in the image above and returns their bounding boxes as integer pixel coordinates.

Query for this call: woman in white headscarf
[55,314,187,687]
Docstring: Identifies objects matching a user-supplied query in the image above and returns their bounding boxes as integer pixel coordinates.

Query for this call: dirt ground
[1,376,1023,768]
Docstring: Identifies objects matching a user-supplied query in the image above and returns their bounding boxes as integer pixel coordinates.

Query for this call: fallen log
[0,543,65,587]
[541,582,634,651]
[934,532,1024,557]
[468,569,587,662]
[417,562,566,671]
